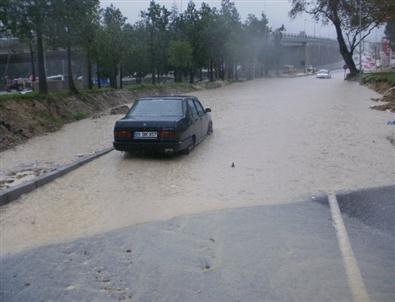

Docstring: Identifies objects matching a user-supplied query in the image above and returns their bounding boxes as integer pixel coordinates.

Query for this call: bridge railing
[282,33,338,44]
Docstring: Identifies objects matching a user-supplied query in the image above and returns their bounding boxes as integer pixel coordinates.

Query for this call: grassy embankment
[363,72,395,87]
[362,71,395,113]
[0,79,232,102]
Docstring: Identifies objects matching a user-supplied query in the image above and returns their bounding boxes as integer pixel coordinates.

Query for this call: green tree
[168,40,193,82]
[199,2,220,81]
[1,0,54,94]
[219,0,241,80]
[49,0,99,93]
[97,5,127,88]
[243,13,270,79]
[174,1,206,82]
[290,0,395,76]
[78,1,101,89]
[141,1,171,84]
[0,0,37,82]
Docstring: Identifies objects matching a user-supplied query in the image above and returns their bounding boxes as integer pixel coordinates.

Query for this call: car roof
[138,96,195,101]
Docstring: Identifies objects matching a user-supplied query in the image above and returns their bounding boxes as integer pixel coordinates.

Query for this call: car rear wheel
[207,122,213,135]
[180,135,196,155]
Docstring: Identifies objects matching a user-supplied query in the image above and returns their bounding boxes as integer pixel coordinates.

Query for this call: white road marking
[328,194,371,302]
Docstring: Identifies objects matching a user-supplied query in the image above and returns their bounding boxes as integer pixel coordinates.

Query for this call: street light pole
[359,0,362,83]
[314,21,316,37]
[304,19,307,34]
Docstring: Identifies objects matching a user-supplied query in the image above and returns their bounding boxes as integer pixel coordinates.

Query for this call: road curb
[0,147,113,206]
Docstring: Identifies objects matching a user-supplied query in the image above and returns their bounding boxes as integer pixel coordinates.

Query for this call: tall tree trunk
[209,60,214,82]
[119,65,123,89]
[67,42,78,94]
[199,68,202,81]
[87,51,93,89]
[157,71,160,84]
[247,61,253,80]
[189,70,194,84]
[227,62,232,80]
[36,29,48,94]
[150,31,155,85]
[174,70,179,82]
[29,39,36,82]
[333,20,358,76]
[111,74,117,88]
[96,62,101,88]
[111,63,117,89]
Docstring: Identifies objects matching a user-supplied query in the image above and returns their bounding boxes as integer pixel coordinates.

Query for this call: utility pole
[314,21,316,37]
[359,0,362,83]
[304,19,307,34]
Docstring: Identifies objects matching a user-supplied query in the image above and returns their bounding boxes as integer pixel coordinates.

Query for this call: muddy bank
[0,90,132,151]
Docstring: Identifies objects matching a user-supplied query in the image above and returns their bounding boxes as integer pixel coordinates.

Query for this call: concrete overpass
[281,33,342,69]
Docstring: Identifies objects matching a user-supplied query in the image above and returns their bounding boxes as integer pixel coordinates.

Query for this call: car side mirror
[205,108,211,113]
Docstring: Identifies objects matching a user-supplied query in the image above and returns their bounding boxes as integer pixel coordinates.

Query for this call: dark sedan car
[113,96,213,155]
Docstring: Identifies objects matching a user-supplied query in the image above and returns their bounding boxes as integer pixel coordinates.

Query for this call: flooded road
[1,73,394,255]
[0,114,120,185]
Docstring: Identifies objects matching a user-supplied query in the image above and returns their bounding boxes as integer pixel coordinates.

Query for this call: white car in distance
[316,69,332,79]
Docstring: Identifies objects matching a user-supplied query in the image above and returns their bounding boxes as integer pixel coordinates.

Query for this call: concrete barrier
[0,147,113,206]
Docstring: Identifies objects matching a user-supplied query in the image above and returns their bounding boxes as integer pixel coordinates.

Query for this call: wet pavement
[1,188,394,302]
[0,114,121,187]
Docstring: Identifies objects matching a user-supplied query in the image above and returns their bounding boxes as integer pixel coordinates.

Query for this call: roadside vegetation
[363,71,395,112]
[1,0,393,94]
[0,89,89,102]
[0,79,230,104]
[363,72,395,87]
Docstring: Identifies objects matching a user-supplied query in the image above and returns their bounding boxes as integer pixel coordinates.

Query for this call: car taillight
[114,130,131,139]
[160,130,177,139]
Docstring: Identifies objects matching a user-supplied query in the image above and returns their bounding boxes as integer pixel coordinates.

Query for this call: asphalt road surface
[1,188,394,302]
[1,74,394,301]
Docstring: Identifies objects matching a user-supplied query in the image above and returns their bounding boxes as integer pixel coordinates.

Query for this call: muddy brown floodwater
[1,73,394,255]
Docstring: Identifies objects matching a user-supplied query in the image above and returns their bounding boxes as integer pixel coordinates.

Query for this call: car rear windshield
[127,99,184,117]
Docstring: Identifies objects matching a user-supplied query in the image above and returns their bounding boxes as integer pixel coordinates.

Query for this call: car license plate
[134,131,158,139]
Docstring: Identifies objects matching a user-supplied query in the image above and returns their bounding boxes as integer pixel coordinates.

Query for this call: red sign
[382,38,390,56]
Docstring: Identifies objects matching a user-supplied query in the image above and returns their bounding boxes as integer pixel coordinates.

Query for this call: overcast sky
[100,0,338,38]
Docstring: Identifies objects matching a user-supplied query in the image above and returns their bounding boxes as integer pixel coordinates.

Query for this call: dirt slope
[0,90,135,151]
